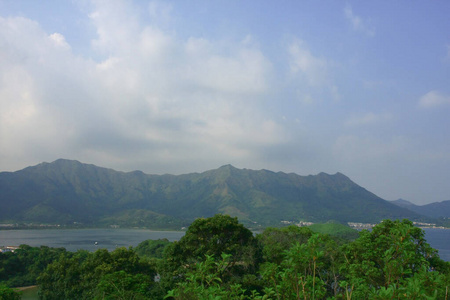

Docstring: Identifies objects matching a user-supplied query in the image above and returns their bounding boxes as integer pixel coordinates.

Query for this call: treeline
[1,215,450,299]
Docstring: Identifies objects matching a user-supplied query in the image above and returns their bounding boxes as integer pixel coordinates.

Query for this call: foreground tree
[160,214,262,294]
[166,253,266,300]
[0,245,67,287]
[38,247,157,299]
[257,225,313,265]
[339,219,450,299]
[260,233,343,299]
[258,220,450,299]
[0,284,20,300]
[135,238,171,259]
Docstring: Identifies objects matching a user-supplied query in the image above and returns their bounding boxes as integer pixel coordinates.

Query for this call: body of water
[423,228,450,262]
[1,228,449,261]
[0,228,185,252]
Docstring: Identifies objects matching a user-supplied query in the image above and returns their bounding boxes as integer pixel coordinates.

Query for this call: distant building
[347,222,376,230]
[297,221,314,227]
[281,220,314,227]
[0,246,19,253]
[0,224,15,228]
[413,221,442,229]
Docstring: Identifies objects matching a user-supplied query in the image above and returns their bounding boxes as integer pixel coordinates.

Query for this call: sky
[0,1,449,205]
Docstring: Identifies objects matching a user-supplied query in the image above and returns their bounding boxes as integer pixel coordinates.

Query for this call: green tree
[0,284,21,300]
[160,214,262,294]
[0,245,67,288]
[166,253,244,299]
[257,225,313,265]
[308,221,359,241]
[95,270,153,300]
[339,219,450,299]
[38,247,157,300]
[135,238,171,259]
[261,233,335,300]
[38,250,87,299]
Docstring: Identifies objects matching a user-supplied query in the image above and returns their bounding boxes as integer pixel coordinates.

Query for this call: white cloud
[344,4,375,37]
[345,112,392,127]
[0,1,280,173]
[288,39,328,87]
[48,33,70,49]
[288,39,340,104]
[148,1,173,26]
[182,39,271,94]
[418,90,450,108]
[89,0,141,55]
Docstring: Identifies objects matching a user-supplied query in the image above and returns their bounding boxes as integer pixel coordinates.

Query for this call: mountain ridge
[391,199,450,219]
[0,159,424,228]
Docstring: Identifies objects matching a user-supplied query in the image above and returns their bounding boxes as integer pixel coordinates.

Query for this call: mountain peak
[218,164,237,170]
[393,198,415,205]
[205,164,239,181]
[51,159,84,167]
[31,159,83,169]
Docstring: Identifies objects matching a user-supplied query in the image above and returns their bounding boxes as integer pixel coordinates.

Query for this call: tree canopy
[1,215,449,299]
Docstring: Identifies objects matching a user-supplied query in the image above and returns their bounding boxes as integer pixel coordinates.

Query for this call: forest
[1,215,449,299]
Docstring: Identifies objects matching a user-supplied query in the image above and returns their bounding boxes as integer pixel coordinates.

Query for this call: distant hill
[0,159,423,228]
[390,199,418,211]
[309,221,360,241]
[391,199,450,219]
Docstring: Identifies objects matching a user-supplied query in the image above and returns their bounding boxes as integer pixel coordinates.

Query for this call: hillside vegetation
[0,159,423,228]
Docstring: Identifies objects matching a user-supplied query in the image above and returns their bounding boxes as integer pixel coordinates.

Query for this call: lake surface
[1,228,449,261]
[423,228,450,261]
[0,228,185,252]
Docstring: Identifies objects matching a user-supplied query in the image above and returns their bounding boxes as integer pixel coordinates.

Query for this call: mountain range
[0,159,436,229]
[390,199,450,219]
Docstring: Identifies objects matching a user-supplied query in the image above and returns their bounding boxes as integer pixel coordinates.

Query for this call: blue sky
[0,0,449,204]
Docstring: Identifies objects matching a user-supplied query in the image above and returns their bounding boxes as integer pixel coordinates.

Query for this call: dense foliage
[0,245,66,287]
[38,247,158,299]
[160,214,262,295]
[1,215,449,299]
[135,238,172,259]
[0,284,21,300]
[308,221,360,241]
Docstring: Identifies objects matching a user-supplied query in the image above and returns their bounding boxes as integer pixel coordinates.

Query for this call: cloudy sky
[1,1,449,204]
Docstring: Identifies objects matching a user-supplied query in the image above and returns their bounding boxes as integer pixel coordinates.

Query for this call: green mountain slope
[0,159,422,228]
[391,199,450,219]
